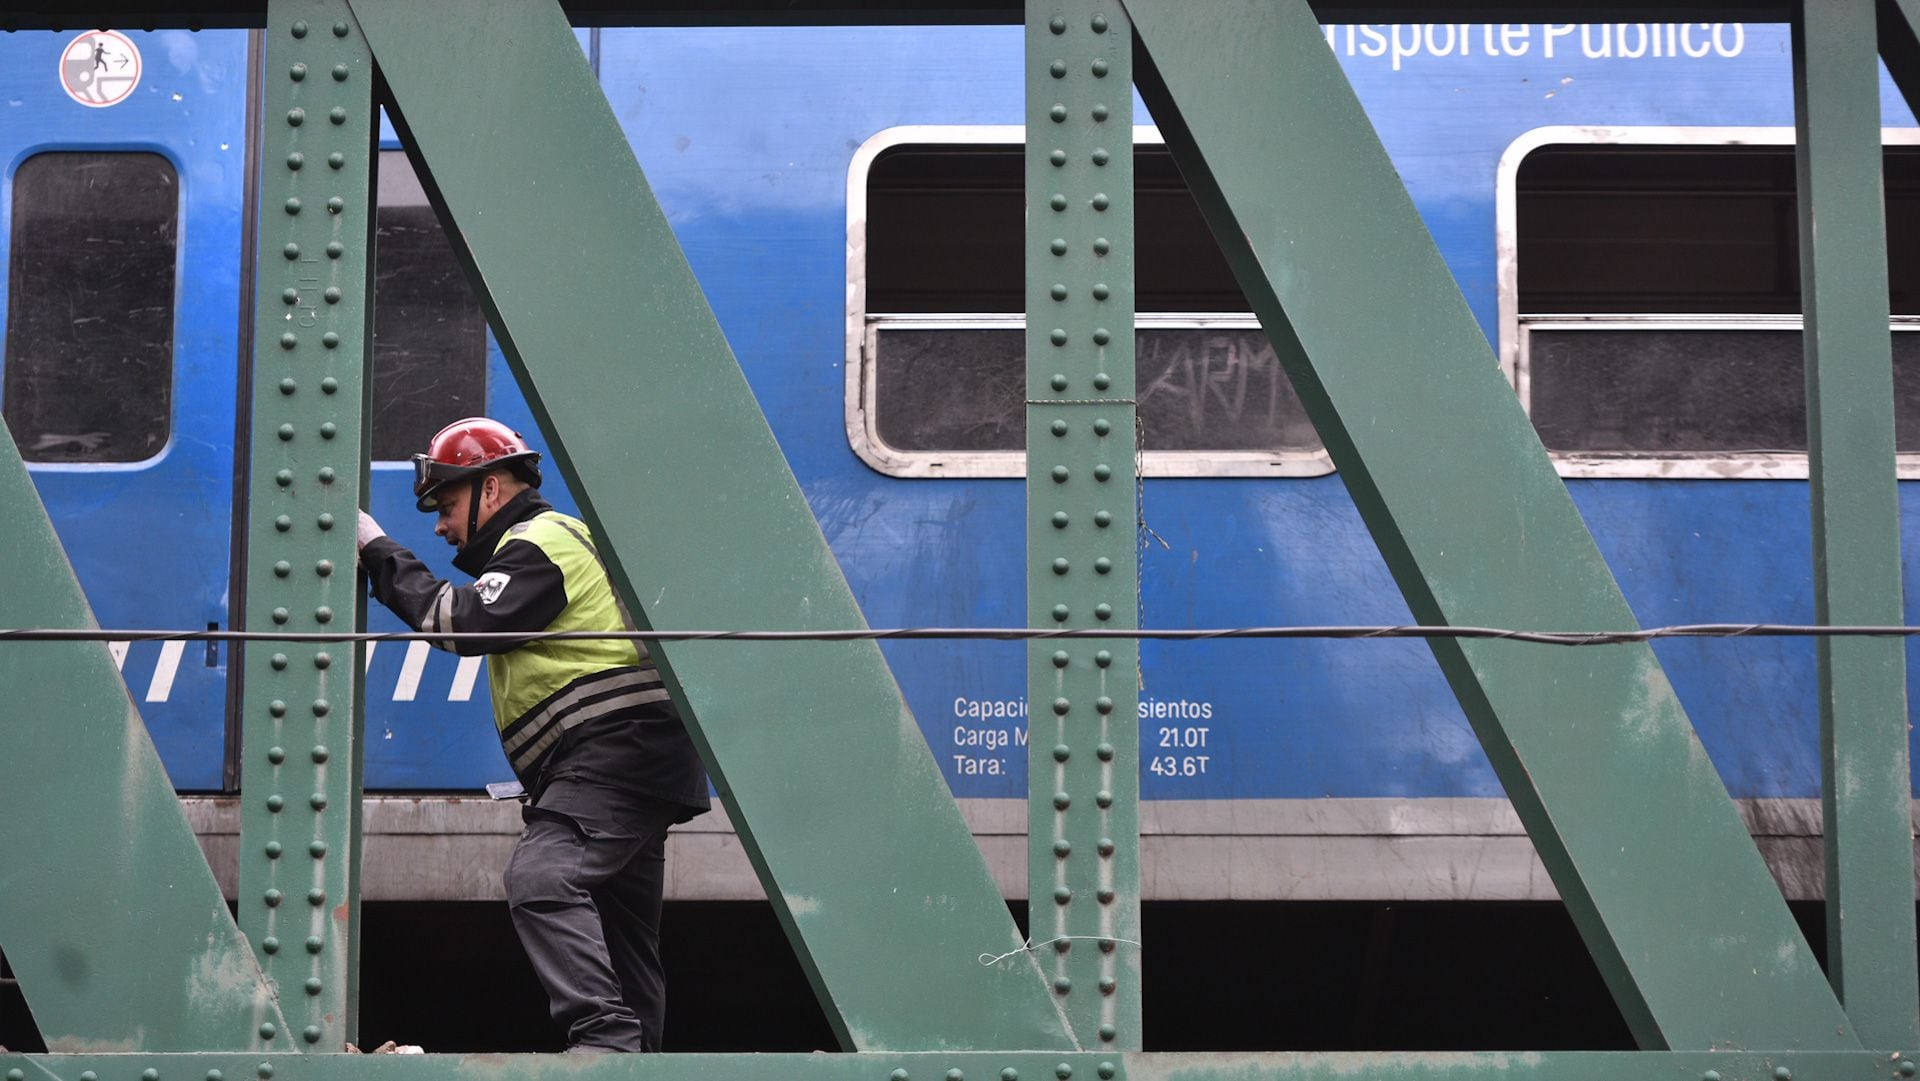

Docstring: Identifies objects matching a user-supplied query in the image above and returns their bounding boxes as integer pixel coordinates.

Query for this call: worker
[355,417,709,1053]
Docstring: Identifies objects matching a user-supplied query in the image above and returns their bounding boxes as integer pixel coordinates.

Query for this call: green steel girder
[0,437,285,1050]
[1123,0,1857,1052]
[1025,0,1143,1052]
[342,0,1069,1053]
[1791,0,1920,1048]
[233,0,376,1053]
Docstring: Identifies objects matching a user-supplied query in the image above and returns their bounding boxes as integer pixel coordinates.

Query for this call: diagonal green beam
[345,0,1070,1052]
[1124,0,1856,1051]
[1793,0,1920,1047]
[0,439,286,1051]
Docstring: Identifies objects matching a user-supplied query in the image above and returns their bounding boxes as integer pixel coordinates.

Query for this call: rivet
[208,1071,223,1081]
[274,561,291,577]
[1901,1066,1917,1080]
[281,288,299,306]
[286,108,304,127]
[278,379,296,397]
[1052,604,1070,622]
[269,745,288,765]
[1775,1069,1792,1081]
[1097,837,1116,856]
[1052,650,1070,668]
[1049,238,1068,256]
[311,746,329,764]
[308,888,326,906]
[1097,743,1115,762]
[1091,193,1110,211]
[1049,15,1066,32]
[1093,418,1112,436]
[1093,327,1111,345]
[1094,558,1113,575]
[1095,649,1112,666]
[1092,282,1110,300]
[1099,975,1117,993]
[1094,511,1113,529]
[1053,792,1071,810]
[1052,511,1069,529]
[270,652,289,670]
[333,64,349,81]
[1096,792,1113,809]
[283,243,301,260]
[1093,372,1112,391]
[324,286,341,303]
[289,62,306,81]
[1050,286,1068,303]
[310,839,327,857]
[328,152,346,170]
[1702,1073,1721,1081]
[310,792,328,809]
[316,560,334,577]
[1057,1065,1074,1080]
[1092,147,1110,166]
[144,1068,160,1080]
[1051,419,1069,437]
[318,467,336,484]
[312,700,329,718]
[1049,104,1067,123]
[1054,837,1071,854]
[278,424,296,444]
[1091,13,1109,31]
[328,106,347,126]
[1050,149,1067,167]
[1052,557,1069,575]
[1054,934,1072,950]
[303,1026,322,1045]
[332,20,349,36]
[1052,466,1069,483]
[1004,1070,1020,1081]
[321,332,340,348]
[1053,886,1072,905]
[312,652,331,670]
[1092,58,1110,77]
[326,241,344,259]
[263,889,282,907]
[268,702,287,721]
[320,377,339,394]
[1053,745,1071,764]
[1097,1065,1115,1080]
[1099,1024,1117,1042]
[1054,978,1072,996]
[1093,237,1110,255]
[305,977,322,995]
[1094,464,1112,482]
[320,422,338,439]
[80,1073,97,1081]
[275,468,293,487]
[1096,696,1114,713]
[317,513,335,531]
[290,19,308,36]
[1050,372,1069,390]
[1049,60,1067,78]
[1100,938,1117,953]
[1050,329,1068,346]
[256,1066,272,1081]
[266,793,284,811]
[271,607,290,625]
[265,841,282,860]
[1049,193,1068,212]
[1053,698,1070,716]
[892,1071,910,1081]
[280,332,298,350]
[286,152,304,170]
[305,936,323,954]
[1092,103,1110,121]
[945,1071,963,1081]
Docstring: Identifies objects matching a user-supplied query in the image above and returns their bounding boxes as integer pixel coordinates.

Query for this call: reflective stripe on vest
[485,511,661,771]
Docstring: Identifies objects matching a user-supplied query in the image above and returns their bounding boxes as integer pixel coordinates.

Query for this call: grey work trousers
[503,784,678,1052]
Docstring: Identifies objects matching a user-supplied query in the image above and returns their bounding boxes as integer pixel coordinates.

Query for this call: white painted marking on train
[394,641,430,701]
[363,640,378,672]
[146,640,184,702]
[450,656,483,702]
[107,641,129,671]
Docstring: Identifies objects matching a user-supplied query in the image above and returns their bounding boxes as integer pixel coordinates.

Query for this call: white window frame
[846,124,1334,479]
[1497,125,1920,480]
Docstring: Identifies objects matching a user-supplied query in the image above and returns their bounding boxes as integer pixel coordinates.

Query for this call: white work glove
[356,509,385,552]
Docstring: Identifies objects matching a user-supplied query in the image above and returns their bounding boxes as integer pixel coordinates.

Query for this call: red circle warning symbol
[61,30,142,108]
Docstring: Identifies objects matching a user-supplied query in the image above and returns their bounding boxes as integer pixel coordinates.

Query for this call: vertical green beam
[0,447,284,1050]
[1793,0,1920,1047]
[345,0,1071,1051]
[233,0,373,1052]
[1124,0,1857,1051]
[1027,0,1141,1052]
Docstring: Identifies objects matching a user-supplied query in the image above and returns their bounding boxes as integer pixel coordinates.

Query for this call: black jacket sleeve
[361,535,568,656]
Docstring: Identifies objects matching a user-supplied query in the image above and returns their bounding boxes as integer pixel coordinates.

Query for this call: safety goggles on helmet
[411,454,487,511]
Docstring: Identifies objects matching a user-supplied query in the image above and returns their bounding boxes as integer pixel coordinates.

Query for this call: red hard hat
[412,417,543,511]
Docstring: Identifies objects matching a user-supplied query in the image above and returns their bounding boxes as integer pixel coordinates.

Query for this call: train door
[0,29,252,789]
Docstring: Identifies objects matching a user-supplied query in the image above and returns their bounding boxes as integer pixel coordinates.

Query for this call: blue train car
[3,21,1916,891]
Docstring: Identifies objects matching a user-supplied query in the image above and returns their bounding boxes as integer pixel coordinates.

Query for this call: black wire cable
[1,623,1918,646]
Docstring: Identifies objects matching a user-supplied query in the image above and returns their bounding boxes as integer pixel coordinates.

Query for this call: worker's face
[432,473,510,549]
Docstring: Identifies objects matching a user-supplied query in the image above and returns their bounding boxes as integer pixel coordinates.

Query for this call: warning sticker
[61,30,141,109]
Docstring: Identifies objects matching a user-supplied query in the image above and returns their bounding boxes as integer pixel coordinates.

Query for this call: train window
[4,152,178,463]
[1504,132,1920,475]
[371,150,487,460]
[849,128,1328,478]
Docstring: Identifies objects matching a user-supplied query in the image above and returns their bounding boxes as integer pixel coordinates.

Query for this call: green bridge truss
[3,0,1919,1076]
